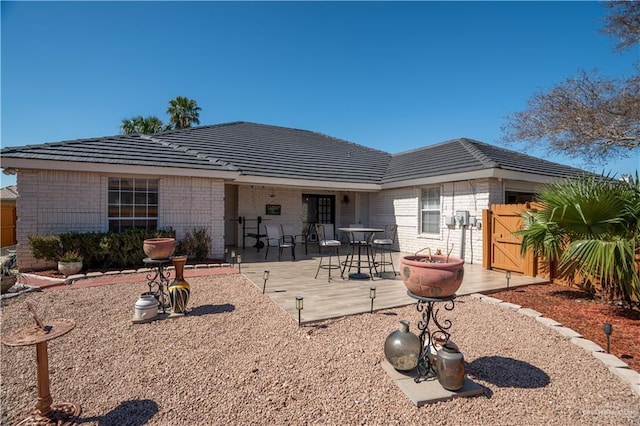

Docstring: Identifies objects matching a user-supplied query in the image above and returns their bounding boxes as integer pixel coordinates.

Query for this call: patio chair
[300,223,319,254]
[314,224,342,282]
[281,224,308,256]
[373,224,398,276]
[264,224,295,261]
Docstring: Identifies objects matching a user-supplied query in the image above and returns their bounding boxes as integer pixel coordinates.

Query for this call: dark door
[302,194,335,226]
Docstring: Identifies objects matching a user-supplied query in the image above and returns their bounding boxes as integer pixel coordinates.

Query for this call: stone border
[470,293,640,397]
[61,263,234,285]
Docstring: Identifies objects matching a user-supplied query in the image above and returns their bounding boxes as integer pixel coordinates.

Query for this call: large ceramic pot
[58,261,83,277]
[400,255,464,298]
[143,238,176,260]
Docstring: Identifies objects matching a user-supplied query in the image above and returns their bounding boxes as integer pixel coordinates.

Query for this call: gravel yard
[2,274,639,425]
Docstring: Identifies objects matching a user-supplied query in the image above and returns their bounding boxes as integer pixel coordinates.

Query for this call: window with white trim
[421,187,441,234]
[108,178,158,232]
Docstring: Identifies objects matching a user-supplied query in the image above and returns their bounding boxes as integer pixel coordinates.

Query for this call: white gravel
[2,275,639,425]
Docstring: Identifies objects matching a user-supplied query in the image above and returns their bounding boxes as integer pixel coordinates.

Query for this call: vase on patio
[168,255,190,314]
[143,238,176,260]
[400,254,464,298]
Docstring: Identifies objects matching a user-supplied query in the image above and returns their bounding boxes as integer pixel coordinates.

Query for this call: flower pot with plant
[58,250,84,277]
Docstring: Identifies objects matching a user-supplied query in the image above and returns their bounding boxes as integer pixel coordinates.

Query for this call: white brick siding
[16,170,225,270]
[370,178,506,265]
[237,186,306,245]
[14,169,541,271]
[161,176,225,260]
[16,170,107,270]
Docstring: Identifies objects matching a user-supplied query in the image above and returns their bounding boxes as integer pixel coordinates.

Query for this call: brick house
[0,121,587,271]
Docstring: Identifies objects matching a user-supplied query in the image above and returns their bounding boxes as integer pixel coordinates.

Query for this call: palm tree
[517,174,640,302]
[120,115,169,135]
[167,96,201,130]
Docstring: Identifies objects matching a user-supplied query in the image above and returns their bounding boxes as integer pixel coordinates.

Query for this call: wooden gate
[482,203,537,276]
[1,202,17,248]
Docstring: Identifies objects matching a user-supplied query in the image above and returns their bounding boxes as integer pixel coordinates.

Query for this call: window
[108,178,158,232]
[421,187,441,234]
[505,191,535,204]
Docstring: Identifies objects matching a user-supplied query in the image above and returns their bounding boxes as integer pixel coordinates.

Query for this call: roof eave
[381,168,574,189]
[1,158,241,180]
[233,175,381,191]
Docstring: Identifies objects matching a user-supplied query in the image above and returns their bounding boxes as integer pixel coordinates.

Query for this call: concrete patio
[231,244,548,324]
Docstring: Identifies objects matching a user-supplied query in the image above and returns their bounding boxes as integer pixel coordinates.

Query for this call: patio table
[338,227,383,279]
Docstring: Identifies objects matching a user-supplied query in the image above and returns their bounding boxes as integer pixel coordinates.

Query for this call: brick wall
[370,178,501,265]
[237,186,305,245]
[16,170,107,270]
[162,176,225,259]
[15,169,541,270]
[16,170,226,270]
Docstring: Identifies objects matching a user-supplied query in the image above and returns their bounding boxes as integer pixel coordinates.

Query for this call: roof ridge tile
[458,138,499,168]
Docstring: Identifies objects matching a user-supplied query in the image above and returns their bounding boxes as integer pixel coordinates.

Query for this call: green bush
[27,234,62,262]
[28,228,175,269]
[176,227,211,261]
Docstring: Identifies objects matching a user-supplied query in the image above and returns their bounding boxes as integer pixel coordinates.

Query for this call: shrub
[28,228,175,269]
[176,227,211,261]
[27,234,62,262]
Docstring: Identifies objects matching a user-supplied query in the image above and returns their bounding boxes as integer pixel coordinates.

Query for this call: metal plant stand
[2,305,81,425]
[143,258,172,313]
[406,291,456,383]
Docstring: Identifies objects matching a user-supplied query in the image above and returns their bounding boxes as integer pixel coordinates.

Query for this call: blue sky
[2,1,638,188]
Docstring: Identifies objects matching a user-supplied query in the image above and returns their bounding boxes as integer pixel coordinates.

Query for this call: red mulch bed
[491,283,640,373]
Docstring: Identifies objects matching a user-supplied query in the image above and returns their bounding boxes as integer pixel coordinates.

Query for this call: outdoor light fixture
[506,270,511,290]
[603,323,613,353]
[295,296,304,327]
[224,248,228,262]
[263,270,270,294]
[237,255,242,274]
[369,286,376,314]
[231,250,236,266]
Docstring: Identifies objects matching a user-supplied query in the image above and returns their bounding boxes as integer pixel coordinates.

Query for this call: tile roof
[384,137,588,183]
[1,122,587,186]
[0,185,18,201]
[0,133,237,172]
[152,122,390,183]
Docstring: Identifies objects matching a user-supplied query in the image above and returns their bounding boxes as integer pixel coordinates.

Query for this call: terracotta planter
[400,255,465,298]
[58,261,83,277]
[143,238,176,260]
